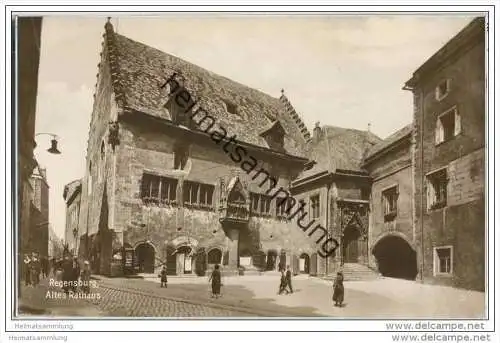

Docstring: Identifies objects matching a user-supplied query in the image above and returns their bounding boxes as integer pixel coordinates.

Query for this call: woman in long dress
[209,264,222,298]
[332,272,344,307]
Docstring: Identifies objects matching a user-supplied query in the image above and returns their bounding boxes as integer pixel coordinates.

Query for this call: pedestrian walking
[278,270,288,295]
[30,252,41,286]
[61,256,73,294]
[332,271,344,307]
[208,264,222,298]
[41,256,49,279]
[23,254,32,286]
[285,265,294,294]
[80,261,91,294]
[72,257,80,292]
[159,265,168,288]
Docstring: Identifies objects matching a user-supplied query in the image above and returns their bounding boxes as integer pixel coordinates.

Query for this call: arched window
[207,248,222,264]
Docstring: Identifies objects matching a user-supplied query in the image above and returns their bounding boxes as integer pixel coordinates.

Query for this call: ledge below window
[429,201,447,211]
[183,203,215,211]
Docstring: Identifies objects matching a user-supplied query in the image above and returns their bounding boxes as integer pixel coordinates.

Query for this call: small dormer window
[224,100,238,115]
[259,120,286,153]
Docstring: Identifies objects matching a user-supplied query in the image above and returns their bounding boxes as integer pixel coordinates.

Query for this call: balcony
[219,202,250,224]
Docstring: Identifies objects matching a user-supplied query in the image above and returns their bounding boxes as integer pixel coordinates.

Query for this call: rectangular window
[184,181,214,209]
[427,168,448,210]
[260,195,271,215]
[435,79,451,101]
[250,193,271,217]
[199,184,214,206]
[382,186,398,222]
[173,145,189,170]
[276,197,294,218]
[433,246,453,275]
[435,107,461,145]
[310,195,320,219]
[250,192,260,213]
[141,173,178,205]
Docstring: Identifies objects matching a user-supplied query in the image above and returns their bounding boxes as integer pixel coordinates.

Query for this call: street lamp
[35,133,61,154]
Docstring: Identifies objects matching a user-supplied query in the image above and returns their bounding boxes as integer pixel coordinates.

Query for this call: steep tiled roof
[297,126,382,180]
[63,179,82,204]
[364,123,413,162]
[103,21,310,158]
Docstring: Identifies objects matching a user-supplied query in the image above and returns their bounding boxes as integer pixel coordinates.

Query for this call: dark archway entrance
[372,235,418,280]
[165,245,177,275]
[343,225,361,263]
[299,253,310,274]
[135,243,155,273]
[266,250,278,271]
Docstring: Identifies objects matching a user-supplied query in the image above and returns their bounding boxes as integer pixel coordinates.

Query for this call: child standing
[159,265,168,288]
[332,271,344,307]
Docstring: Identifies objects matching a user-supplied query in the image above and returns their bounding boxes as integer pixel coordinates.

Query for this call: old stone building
[29,165,49,258]
[17,16,42,282]
[63,179,82,255]
[78,20,324,276]
[76,18,486,289]
[290,124,382,277]
[363,124,416,280]
[404,17,485,291]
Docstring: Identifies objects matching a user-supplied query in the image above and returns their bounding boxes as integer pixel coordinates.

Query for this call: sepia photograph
[4,4,496,341]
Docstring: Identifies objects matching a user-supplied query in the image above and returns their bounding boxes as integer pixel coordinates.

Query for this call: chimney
[313,122,322,141]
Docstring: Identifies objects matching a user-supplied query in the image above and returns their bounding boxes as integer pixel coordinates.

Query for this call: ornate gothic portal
[218,176,250,273]
[339,201,369,265]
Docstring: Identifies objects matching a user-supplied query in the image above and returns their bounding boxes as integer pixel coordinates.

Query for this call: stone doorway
[135,242,155,273]
[175,245,193,275]
[343,225,361,263]
[299,253,310,274]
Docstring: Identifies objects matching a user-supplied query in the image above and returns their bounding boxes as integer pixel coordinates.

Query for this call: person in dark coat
[332,272,344,307]
[30,253,41,286]
[61,256,73,294]
[159,265,168,288]
[285,265,293,294]
[41,256,49,279]
[208,264,222,298]
[278,270,288,295]
[23,254,31,286]
[72,258,80,293]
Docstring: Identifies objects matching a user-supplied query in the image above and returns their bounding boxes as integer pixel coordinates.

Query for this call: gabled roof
[296,125,382,181]
[259,120,286,137]
[101,21,310,158]
[63,179,82,204]
[364,123,413,163]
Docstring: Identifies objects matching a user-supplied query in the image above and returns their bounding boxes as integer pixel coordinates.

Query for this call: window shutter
[426,181,433,209]
[435,119,442,144]
[454,111,461,136]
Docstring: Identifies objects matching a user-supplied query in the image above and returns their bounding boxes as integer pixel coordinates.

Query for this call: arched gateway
[372,234,418,280]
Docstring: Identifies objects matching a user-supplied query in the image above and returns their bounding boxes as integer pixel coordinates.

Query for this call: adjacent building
[404,17,486,291]
[63,179,82,255]
[29,165,49,258]
[17,16,42,279]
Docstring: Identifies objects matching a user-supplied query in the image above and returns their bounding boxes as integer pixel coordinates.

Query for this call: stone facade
[17,17,42,284]
[363,125,416,279]
[29,166,49,258]
[405,17,485,291]
[78,20,320,276]
[63,180,82,254]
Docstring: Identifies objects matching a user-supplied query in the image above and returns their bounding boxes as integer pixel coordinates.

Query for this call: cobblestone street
[18,273,485,318]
